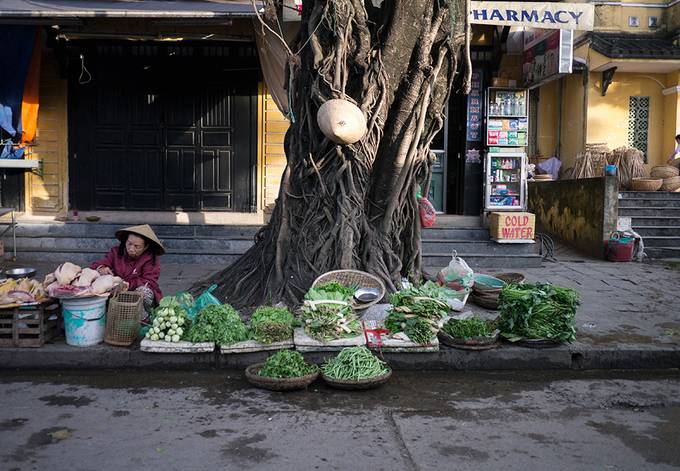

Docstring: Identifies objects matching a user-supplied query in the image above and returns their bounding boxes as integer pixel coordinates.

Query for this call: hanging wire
[536,233,556,262]
[78,54,92,84]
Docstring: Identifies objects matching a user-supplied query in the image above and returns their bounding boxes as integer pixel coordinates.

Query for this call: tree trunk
[197,0,469,308]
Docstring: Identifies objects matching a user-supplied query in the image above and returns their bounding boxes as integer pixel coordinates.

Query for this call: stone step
[619,191,680,200]
[619,207,680,217]
[422,239,536,255]
[422,253,543,269]
[640,236,680,247]
[629,216,680,227]
[15,222,261,239]
[11,236,254,253]
[619,198,680,208]
[633,226,680,237]
[644,246,680,259]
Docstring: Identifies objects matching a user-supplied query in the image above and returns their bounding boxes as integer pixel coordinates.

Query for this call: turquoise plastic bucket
[62,296,107,347]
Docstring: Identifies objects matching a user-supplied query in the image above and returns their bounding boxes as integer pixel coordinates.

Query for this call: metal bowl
[4,267,37,279]
[354,287,380,304]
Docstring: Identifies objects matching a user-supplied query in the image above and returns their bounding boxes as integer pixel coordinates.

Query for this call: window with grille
[628,96,650,162]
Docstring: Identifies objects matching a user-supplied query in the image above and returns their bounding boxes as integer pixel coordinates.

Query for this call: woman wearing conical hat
[90,225,165,320]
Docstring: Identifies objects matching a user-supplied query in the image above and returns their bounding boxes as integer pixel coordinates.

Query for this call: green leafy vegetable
[304,282,357,303]
[385,287,449,344]
[498,283,579,343]
[322,346,389,380]
[442,316,496,339]
[185,304,249,345]
[258,350,318,378]
[250,306,295,344]
[300,300,360,341]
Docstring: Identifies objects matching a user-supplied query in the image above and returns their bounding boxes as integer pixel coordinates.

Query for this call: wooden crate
[0,300,61,348]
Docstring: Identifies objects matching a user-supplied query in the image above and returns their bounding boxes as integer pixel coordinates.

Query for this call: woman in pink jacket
[91,224,164,320]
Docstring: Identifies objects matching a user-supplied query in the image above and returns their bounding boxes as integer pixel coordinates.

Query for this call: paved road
[1,370,679,470]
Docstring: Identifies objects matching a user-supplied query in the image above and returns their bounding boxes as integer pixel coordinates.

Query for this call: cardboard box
[490,212,535,240]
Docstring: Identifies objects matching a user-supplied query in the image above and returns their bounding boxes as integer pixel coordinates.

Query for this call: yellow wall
[586,71,667,168]
[663,72,680,157]
[26,48,68,215]
[536,80,559,158]
[560,74,587,171]
[594,3,668,33]
[260,88,289,209]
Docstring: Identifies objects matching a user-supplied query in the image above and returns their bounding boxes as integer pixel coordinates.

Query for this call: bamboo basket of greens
[321,346,392,390]
[497,282,579,347]
[438,315,499,350]
[245,350,319,391]
[312,270,385,310]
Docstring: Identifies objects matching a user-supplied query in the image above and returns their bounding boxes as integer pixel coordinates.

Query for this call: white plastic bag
[436,251,474,291]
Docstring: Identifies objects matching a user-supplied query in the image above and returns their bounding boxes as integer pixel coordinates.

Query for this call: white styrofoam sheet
[294,327,365,352]
[140,339,214,353]
[220,339,294,354]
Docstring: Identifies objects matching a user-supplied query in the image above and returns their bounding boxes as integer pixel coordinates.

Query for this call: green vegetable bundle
[498,282,579,343]
[385,289,449,344]
[304,282,356,302]
[250,306,295,344]
[258,350,318,378]
[442,316,496,339]
[184,304,249,345]
[145,296,190,343]
[301,282,361,341]
[322,346,389,380]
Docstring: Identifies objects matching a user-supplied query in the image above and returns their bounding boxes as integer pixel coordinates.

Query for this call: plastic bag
[418,197,437,228]
[437,252,474,291]
[176,285,220,320]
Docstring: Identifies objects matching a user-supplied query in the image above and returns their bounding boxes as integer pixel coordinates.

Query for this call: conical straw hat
[115,224,165,255]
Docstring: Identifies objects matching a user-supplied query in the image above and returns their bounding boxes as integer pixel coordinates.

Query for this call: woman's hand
[97,266,113,276]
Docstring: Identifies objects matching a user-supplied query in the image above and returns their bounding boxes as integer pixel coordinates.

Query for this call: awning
[577,33,680,73]
[0,0,259,18]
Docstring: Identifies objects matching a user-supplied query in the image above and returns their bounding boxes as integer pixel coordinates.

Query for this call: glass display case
[484,151,527,211]
[485,87,528,147]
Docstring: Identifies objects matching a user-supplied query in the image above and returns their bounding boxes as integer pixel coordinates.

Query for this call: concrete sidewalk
[1,253,679,371]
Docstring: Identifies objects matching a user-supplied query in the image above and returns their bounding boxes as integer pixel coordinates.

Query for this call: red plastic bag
[418,197,436,228]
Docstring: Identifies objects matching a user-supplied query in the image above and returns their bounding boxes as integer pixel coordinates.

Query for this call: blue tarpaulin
[0,26,37,136]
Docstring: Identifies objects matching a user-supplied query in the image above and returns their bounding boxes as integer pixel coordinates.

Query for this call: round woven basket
[470,291,500,310]
[312,270,386,310]
[245,363,319,391]
[495,272,526,284]
[630,178,663,192]
[437,330,500,350]
[650,166,679,179]
[661,175,680,191]
[321,368,392,390]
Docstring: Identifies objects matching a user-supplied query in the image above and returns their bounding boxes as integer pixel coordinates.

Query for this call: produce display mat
[0,297,53,310]
[220,339,294,354]
[514,338,562,349]
[368,336,439,353]
[294,328,366,352]
[140,339,215,353]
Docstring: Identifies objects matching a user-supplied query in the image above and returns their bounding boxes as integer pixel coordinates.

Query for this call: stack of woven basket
[651,166,680,191]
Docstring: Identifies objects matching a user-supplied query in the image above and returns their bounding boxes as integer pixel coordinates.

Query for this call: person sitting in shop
[91,224,164,321]
[667,133,680,168]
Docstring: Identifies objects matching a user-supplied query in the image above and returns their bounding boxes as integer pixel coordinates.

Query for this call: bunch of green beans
[322,346,389,380]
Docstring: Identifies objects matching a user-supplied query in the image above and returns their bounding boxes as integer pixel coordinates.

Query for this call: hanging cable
[536,233,556,262]
[78,54,92,84]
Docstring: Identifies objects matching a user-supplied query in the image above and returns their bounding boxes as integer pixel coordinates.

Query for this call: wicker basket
[321,368,392,390]
[312,270,386,310]
[470,291,500,310]
[496,272,526,284]
[245,363,319,391]
[630,178,663,192]
[104,291,143,346]
[661,176,680,191]
[650,166,679,179]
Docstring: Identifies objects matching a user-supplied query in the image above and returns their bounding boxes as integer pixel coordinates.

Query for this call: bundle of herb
[300,301,361,341]
[442,316,496,339]
[385,288,449,344]
[304,281,357,303]
[184,304,249,345]
[498,282,579,343]
[258,350,318,378]
[322,346,389,380]
[250,306,295,344]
